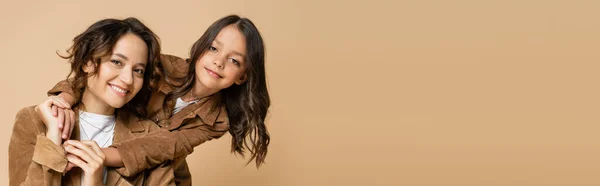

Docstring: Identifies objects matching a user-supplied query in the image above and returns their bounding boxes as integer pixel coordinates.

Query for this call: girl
[48,14,271,183]
[9,17,176,186]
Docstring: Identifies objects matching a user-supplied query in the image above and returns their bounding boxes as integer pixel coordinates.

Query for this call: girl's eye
[230,58,240,66]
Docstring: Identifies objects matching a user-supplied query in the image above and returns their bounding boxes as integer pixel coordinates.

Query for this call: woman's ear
[82,61,95,73]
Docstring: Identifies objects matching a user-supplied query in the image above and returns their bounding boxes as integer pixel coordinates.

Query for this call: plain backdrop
[1,0,599,185]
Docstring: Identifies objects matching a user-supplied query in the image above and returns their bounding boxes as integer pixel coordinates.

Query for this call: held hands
[41,95,105,185]
[64,140,106,186]
[35,96,74,144]
[36,96,75,141]
[39,96,105,184]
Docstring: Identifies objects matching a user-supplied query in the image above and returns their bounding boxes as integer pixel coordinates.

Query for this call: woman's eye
[134,69,144,75]
[111,59,122,66]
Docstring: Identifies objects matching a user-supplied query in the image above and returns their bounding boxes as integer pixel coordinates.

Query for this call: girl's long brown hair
[164,15,270,167]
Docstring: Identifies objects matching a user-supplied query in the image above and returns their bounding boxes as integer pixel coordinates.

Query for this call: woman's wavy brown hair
[60,17,161,117]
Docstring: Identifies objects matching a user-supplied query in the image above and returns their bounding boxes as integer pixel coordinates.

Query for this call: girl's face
[194,25,248,92]
[83,33,149,110]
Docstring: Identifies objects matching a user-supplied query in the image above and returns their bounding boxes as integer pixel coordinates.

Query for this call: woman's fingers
[64,140,104,164]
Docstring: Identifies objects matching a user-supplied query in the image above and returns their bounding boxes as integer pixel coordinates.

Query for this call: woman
[9,17,177,186]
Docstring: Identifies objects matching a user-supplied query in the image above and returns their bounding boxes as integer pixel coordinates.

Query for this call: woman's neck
[81,90,115,116]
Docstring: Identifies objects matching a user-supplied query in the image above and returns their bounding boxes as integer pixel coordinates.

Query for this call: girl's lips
[205,68,223,78]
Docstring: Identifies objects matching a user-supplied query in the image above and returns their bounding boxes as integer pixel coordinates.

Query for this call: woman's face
[84,33,149,109]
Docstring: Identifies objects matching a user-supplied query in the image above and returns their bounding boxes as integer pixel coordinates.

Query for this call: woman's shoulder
[15,106,41,121]
[13,105,45,133]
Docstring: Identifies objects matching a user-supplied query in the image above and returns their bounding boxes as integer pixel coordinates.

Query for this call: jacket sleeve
[9,107,67,186]
[142,161,176,186]
[112,119,229,177]
[47,78,81,104]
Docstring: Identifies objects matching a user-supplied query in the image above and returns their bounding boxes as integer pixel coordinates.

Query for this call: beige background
[1,0,599,185]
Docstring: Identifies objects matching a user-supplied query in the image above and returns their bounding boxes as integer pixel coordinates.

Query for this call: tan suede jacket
[9,107,176,186]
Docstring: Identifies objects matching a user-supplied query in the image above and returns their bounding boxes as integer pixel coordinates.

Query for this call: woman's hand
[51,94,76,140]
[64,140,107,186]
[35,97,71,144]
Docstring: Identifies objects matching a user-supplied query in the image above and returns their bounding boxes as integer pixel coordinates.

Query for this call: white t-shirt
[78,111,116,185]
[172,97,198,114]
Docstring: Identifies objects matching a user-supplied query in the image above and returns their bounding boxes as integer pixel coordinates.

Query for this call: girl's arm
[112,118,229,177]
